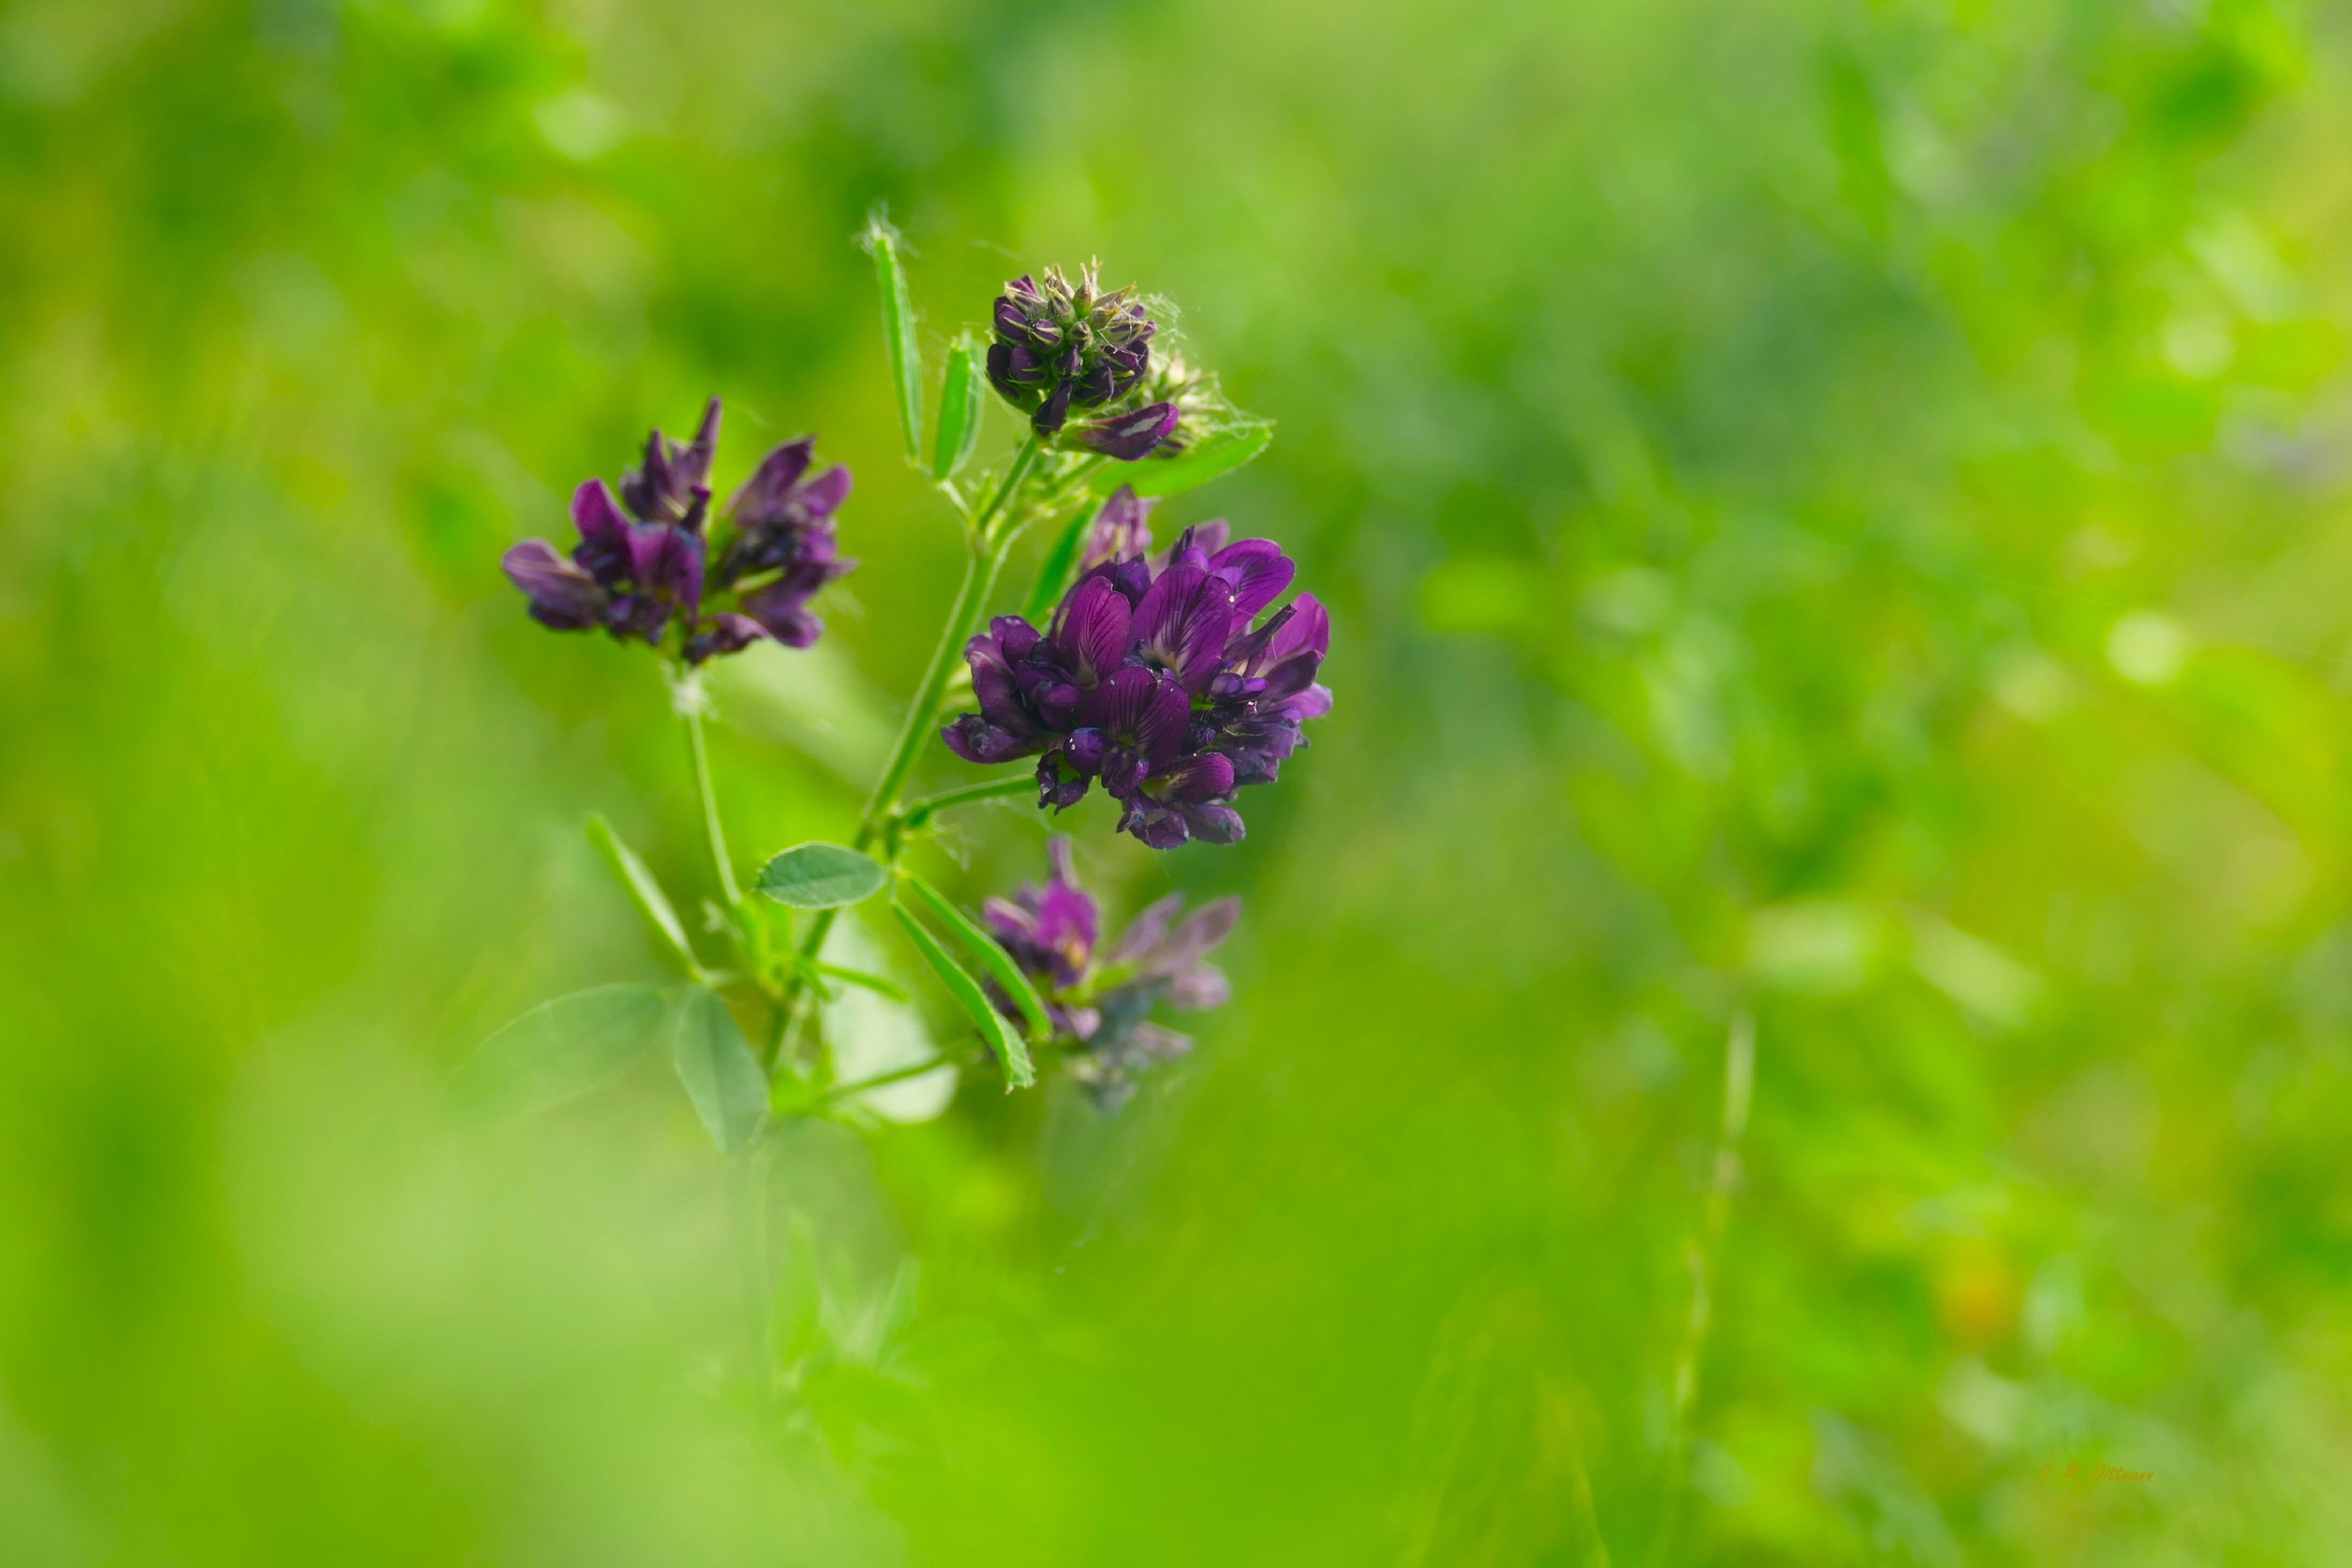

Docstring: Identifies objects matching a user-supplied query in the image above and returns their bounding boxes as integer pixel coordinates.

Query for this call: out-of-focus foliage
[4,0,2352,1563]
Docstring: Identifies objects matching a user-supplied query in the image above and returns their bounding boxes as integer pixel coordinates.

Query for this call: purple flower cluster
[501,399,855,664]
[987,264,1179,459]
[941,487,1332,847]
[984,840,1237,1107]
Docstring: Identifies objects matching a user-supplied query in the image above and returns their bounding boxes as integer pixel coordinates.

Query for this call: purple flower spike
[937,502,1331,848]
[1077,401,1180,461]
[980,840,1239,1108]
[499,399,858,664]
[986,262,1157,438]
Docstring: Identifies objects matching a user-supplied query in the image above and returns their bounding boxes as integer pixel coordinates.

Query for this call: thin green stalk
[898,774,1036,829]
[682,688,742,908]
[1647,1011,1756,1568]
[776,438,1044,1060]
[818,1054,957,1105]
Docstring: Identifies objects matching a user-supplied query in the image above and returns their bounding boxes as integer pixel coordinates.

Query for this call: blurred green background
[6,0,2352,1561]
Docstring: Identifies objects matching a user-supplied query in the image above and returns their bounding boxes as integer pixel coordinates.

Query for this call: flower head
[982,840,1238,1108]
[714,436,857,649]
[500,399,856,664]
[939,486,1332,847]
[986,263,1168,450]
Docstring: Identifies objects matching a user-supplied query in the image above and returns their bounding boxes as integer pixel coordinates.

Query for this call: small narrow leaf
[863,218,924,462]
[757,842,888,909]
[587,815,700,976]
[932,335,985,481]
[455,984,668,1117]
[892,902,1035,1089]
[1095,422,1273,500]
[1021,505,1094,624]
[899,873,1053,1040]
[669,985,768,1153]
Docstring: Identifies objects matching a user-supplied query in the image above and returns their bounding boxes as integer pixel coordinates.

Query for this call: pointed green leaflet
[587,814,702,977]
[897,872,1052,1040]
[891,902,1035,1090]
[863,217,924,463]
[932,335,985,480]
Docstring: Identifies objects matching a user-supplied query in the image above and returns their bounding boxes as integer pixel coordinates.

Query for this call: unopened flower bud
[986,262,1156,437]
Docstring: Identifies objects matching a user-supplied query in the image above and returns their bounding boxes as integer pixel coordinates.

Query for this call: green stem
[683,685,742,908]
[817,1054,957,1105]
[776,437,1044,1057]
[897,774,1036,829]
[1647,1011,1756,1568]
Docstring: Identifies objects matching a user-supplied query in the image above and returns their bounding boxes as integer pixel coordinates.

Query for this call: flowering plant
[464,221,1325,1153]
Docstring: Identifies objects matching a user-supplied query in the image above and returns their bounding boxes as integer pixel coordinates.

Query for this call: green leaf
[932,334,985,481]
[1021,504,1095,623]
[898,872,1053,1040]
[756,842,888,909]
[586,814,701,977]
[863,217,923,463]
[1093,421,1272,499]
[891,903,1035,1090]
[454,984,668,1117]
[669,985,768,1152]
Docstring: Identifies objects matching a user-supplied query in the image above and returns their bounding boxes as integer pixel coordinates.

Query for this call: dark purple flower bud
[1077,402,1181,461]
[987,262,1158,438]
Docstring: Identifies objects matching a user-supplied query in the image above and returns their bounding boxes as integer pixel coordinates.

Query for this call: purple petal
[1207,538,1295,619]
[1056,574,1134,686]
[682,398,722,490]
[983,894,1038,947]
[1130,565,1236,691]
[502,539,607,629]
[630,524,705,613]
[944,715,1040,764]
[1108,893,1185,965]
[1167,962,1231,1011]
[797,464,853,517]
[739,578,822,647]
[1268,592,1330,662]
[1077,402,1179,461]
[1035,380,1074,436]
[1081,669,1191,761]
[1119,800,1192,849]
[728,437,814,522]
[683,611,770,665]
[1148,750,1236,805]
[1136,896,1241,979]
[1180,800,1246,845]
[571,479,630,551]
